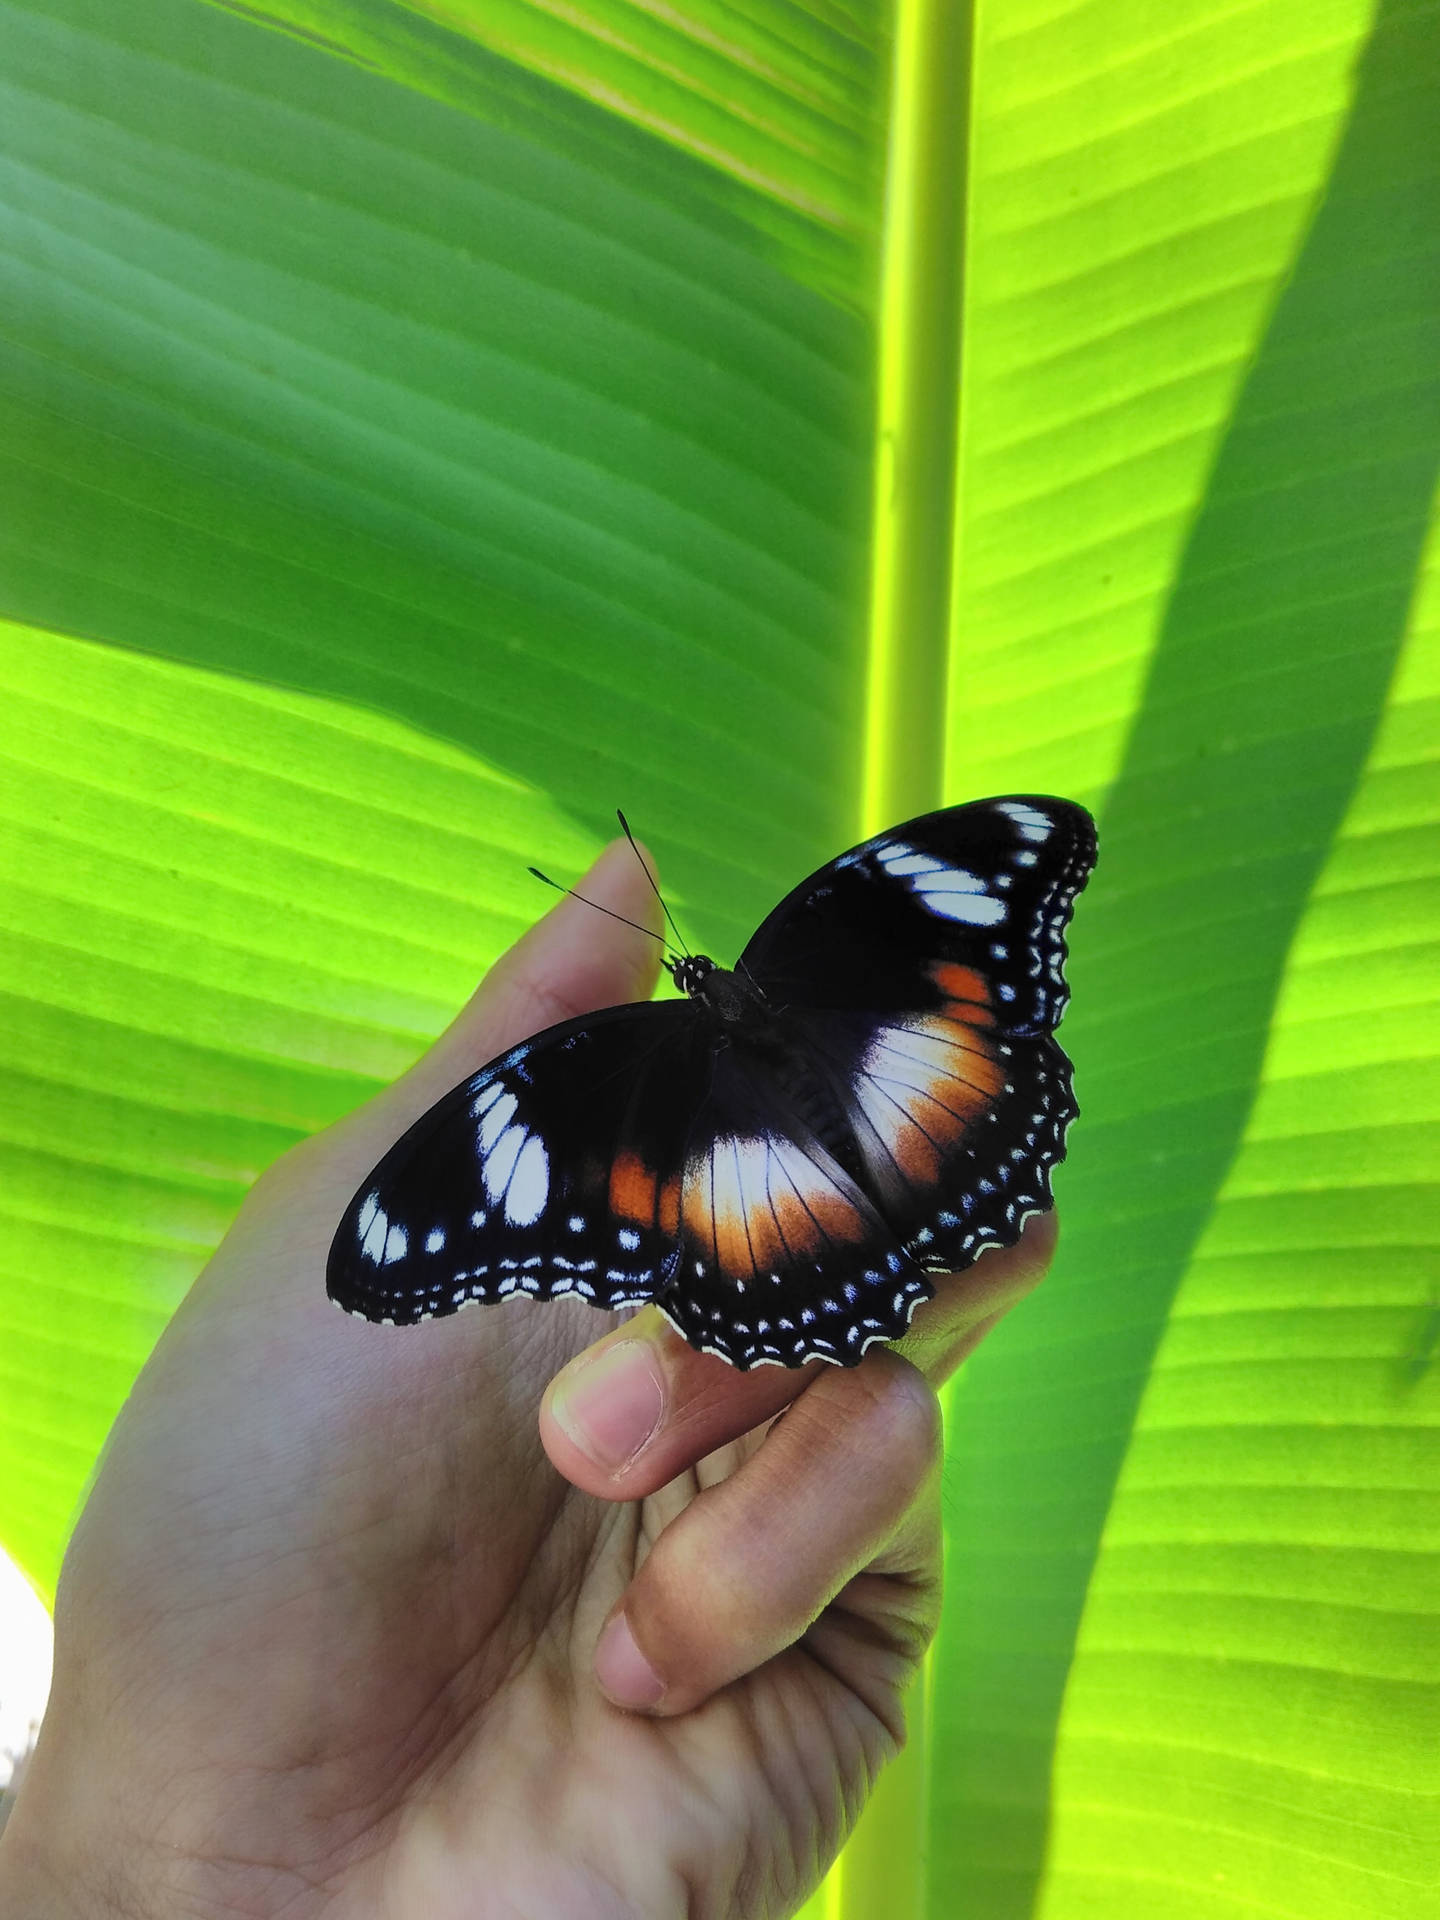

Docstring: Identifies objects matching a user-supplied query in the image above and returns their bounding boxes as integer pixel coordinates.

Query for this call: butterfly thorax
[668,953,771,1028]
[667,953,871,1185]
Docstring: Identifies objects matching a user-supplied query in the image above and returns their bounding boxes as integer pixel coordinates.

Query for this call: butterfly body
[328,796,1097,1368]
[670,953,772,1028]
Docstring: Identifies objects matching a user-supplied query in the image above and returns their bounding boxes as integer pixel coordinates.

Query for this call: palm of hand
[2,843,1052,1920]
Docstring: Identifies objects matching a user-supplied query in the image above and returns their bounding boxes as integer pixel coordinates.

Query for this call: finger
[404,835,665,1113]
[316,837,663,1177]
[590,1348,943,1715]
[540,1209,1058,1499]
[896,1205,1057,1388]
[540,1306,822,1492]
[246,836,664,1269]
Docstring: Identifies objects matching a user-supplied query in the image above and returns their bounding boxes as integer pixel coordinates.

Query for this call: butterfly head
[666,953,717,997]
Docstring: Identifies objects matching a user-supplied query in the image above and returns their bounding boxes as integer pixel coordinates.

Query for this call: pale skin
[0,840,1056,1920]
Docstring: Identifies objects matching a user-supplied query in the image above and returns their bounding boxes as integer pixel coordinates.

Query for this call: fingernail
[595,1611,665,1711]
[549,1339,665,1471]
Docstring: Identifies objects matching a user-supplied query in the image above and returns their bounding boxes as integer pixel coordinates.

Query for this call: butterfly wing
[328,794,1096,1363]
[736,795,1097,1277]
[657,1045,934,1370]
[327,1001,708,1326]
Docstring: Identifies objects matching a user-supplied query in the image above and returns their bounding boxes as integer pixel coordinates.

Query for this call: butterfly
[327,795,1097,1369]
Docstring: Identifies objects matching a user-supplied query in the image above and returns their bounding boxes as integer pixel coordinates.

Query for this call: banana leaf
[0,1,1435,1915]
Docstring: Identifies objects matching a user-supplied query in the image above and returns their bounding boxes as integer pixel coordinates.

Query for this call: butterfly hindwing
[793,1006,1077,1276]
[327,1002,706,1326]
[656,1047,934,1369]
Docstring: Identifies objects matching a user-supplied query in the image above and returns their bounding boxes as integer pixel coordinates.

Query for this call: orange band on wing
[856,1014,1006,1185]
[610,1152,658,1226]
[893,1017,1005,1105]
[772,1183,867,1254]
[923,1010,1001,1057]
[658,1174,681,1237]
[682,1136,869,1280]
[930,962,993,1009]
[710,1202,754,1277]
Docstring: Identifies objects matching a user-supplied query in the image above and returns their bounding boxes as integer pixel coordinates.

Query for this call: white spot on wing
[483,1123,526,1203]
[927,890,1003,925]
[878,842,1006,925]
[475,1090,519,1154]
[503,1134,549,1226]
[880,846,945,877]
[382,1221,408,1265]
[361,1199,388,1265]
[425,1227,446,1254]
[997,801,1053,841]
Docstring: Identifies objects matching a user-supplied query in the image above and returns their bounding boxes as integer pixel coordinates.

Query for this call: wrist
[0,1721,176,1920]
[0,1817,121,1920]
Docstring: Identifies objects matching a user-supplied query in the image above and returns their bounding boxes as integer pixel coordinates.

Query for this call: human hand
[0,839,1055,1920]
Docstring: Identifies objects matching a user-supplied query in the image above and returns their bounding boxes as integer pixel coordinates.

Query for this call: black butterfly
[327,796,1097,1369]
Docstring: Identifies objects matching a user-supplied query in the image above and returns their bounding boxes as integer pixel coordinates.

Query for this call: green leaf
[1,1,1435,1916]
[934,3,1440,1916]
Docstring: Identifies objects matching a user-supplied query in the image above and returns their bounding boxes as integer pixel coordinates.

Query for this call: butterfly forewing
[740,797,1094,1034]
[328,1002,705,1325]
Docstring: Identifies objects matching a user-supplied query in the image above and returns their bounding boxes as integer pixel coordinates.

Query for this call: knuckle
[857,1356,943,1483]
[653,1524,745,1635]
[627,1561,729,1685]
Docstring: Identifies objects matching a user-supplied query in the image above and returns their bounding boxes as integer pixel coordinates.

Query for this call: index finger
[540,1208,1057,1499]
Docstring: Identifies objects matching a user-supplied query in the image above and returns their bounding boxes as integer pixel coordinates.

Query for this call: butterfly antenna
[616,810,692,958]
[527,867,682,957]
